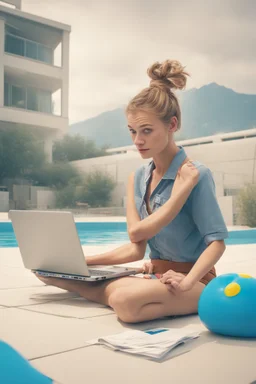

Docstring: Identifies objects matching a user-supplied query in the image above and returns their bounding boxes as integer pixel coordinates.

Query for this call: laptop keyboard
[88,269,116,276]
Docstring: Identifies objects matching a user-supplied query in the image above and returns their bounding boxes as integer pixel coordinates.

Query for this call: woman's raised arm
[128,163,199,243]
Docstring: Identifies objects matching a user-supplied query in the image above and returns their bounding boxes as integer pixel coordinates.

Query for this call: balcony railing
[4,82,53,114]
[4,33,53,65]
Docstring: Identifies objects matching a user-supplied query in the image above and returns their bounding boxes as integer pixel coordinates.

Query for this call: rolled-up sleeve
[190,168,229,245]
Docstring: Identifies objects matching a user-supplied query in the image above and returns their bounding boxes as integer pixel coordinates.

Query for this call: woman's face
[127,110,177,159]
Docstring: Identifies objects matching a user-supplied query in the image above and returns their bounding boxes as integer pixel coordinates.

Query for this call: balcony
[1,82,67,132]
[4,82,53,114]
[0,105,68,132]
[5,33,54,65]
[3,27,63,83]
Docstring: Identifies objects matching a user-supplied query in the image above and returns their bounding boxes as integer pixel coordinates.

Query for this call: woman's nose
[134,135,145,145]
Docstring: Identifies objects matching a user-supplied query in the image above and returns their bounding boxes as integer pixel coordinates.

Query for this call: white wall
[72,152,148,184]
[13,185,55,209]
[30,186,50,206]
[217,196,234,226]
[184,138,256,188]
[0,18,4,108]
[0,191,9,212]
[37,190,56,209]
[2,0,21,9]
[13,184,30,209]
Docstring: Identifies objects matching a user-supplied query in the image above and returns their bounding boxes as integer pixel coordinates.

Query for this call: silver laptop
[9,210,140,281]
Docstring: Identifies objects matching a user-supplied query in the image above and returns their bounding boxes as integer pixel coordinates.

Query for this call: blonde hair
[126,60,189,131]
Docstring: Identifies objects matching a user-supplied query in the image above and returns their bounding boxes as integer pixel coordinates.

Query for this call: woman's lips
[138,149,149,152]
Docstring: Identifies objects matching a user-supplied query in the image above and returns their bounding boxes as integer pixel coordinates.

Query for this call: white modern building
[71,128,256,225]
[0,0,71,162]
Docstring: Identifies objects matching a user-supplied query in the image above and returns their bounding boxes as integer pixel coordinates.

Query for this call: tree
[53,134,107,162]
[76,171,115,207]
[28,162,81,189]
[55,184,77,208]
[0,128,45,182]
[237,184,256,227]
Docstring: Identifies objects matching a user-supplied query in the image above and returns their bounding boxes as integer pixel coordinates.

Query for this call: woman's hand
[160,269,194,294]
[172,161,199,196]
[141,261,155,279]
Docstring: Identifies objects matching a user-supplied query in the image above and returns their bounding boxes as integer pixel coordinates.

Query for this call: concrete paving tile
[85,312,203,335]
[216,262,256,276]
[0,308,117,360]
[21,297,113,318]
[0,248,24,268]
[0,270,44,289]
[0,285,78,307]
[33,331,256,384]
[215,245,256,276]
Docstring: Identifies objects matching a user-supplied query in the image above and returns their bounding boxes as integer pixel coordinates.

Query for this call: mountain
[69,108,130,148]
[69,83,256,148]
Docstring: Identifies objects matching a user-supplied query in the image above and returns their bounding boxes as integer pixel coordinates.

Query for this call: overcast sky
[21,0,256,124]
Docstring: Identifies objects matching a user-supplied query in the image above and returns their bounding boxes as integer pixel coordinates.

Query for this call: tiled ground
[0,244,256,384]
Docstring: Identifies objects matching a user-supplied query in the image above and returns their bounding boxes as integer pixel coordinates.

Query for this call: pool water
[0,222,255,248]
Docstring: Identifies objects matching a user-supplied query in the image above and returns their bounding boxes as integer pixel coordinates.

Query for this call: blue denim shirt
[134,146,228,263]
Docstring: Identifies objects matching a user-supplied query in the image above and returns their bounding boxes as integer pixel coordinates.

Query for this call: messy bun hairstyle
[126,60,189,131]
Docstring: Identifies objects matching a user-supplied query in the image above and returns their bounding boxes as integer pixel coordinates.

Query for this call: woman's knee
[108,288,141,323]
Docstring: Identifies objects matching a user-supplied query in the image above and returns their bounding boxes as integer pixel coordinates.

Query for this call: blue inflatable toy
[198,273,256,338]
[0,340,53,384]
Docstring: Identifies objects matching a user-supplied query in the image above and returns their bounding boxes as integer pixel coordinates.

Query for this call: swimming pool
[0,222,255,248]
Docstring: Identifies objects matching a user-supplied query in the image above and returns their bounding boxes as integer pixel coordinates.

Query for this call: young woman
[36,59,228,323]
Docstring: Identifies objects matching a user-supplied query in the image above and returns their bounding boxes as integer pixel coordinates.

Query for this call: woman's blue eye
[129,129,152,134]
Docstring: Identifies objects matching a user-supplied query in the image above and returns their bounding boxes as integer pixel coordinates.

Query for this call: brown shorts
[151,259,216,286]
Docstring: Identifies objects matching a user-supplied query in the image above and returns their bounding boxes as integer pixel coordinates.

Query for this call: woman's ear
[168,116,178,133]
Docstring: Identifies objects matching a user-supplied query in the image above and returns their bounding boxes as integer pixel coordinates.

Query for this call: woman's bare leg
[37,275,205,323]
[108,278,205,323]
[36,275,141,306]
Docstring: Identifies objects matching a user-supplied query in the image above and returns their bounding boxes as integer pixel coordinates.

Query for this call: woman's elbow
[128,225,144,243]
[222,241,226,254]
[215,240,226,254]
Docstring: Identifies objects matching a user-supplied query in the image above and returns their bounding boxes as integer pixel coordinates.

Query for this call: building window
[4,83,52,114]
[5,33,53,65]
[11,85,26,109]
[38,45,52,65]
[5,33,25,56]
[4,82,10,106]
[25,40,38,60]
[38,90,52,113]
[27,88,38,111]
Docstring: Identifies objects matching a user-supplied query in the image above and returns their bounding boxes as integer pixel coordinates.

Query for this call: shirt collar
[144,146,187,181]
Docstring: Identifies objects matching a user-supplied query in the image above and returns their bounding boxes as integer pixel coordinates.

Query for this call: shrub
[55,184,77,208]
[237,184,256,227]
[28,163,81,189]
[76,171,115,207]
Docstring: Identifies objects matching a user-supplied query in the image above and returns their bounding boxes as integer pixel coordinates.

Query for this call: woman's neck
[152,143,180,178]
